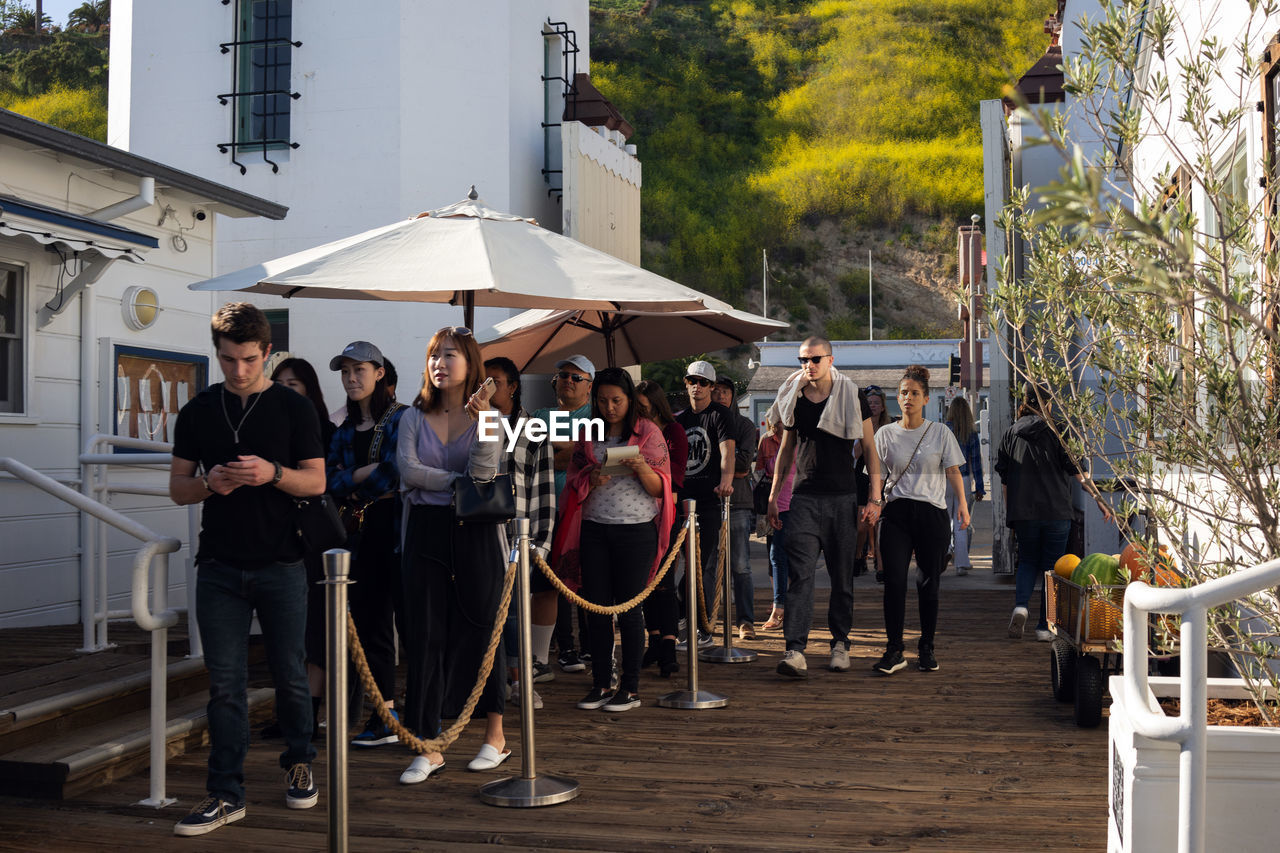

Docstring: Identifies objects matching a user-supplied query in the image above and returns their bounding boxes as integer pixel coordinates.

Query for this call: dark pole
[35,0,43,33]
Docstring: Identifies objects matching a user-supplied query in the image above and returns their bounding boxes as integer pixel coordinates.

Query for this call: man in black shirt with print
[675,360,735,643]
[169,302,326,837]
[766,337,882,678]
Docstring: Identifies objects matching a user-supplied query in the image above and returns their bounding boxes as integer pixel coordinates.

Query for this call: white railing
[1122,557,1280,853]
[0,456,182,806]
[79,434,202,659]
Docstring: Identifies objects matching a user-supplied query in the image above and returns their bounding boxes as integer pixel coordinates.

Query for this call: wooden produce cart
[1044,572,1178,728]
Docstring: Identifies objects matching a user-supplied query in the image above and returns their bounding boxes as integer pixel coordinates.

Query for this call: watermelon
[1070,552,1121,587]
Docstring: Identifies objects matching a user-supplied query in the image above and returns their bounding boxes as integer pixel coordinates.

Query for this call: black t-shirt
[173,382,324,567]
[675,402,732,506]
[791,391,872,496]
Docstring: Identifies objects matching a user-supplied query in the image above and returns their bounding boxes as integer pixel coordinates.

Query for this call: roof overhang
[0,108,288,221]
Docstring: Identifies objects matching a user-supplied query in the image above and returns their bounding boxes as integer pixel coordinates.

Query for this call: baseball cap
[555,354,595,381]
[330,341,385,371]
[685,360,716,383]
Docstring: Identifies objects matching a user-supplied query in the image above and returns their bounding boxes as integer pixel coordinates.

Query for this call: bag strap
[883,421,933,499]
[367,402,404,465]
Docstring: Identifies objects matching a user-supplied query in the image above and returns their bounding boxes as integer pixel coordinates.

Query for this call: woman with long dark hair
[755,414,795,631]
[635,379,686,676]
[556,368,674,711]
[325,341,407,747]
[396,327,507,783]
[944,396,984,576]
[855,385,891,580]
[269,357,333,738]
[872,366,968,676]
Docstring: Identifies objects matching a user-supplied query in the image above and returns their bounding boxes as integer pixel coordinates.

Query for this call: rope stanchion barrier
[531,523,688,616]
[695,513,730,633]
[348,558,518,756]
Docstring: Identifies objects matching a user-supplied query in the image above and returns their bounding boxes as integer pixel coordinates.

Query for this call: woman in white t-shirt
[872,365,969,676]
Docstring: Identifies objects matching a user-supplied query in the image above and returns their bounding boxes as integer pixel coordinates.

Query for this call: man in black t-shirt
[168,303,326,837]
[674,360,735,642]
[766,337,883,679]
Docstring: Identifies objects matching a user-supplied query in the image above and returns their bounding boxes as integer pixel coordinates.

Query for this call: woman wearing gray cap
[326,341,407,746]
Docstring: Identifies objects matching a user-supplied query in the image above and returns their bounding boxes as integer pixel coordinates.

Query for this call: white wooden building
[0,108,286,628]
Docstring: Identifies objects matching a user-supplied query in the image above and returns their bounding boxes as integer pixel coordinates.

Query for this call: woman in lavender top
[396,327,507,784]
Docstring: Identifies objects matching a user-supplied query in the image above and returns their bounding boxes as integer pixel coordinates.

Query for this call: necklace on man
[221,382,266,445]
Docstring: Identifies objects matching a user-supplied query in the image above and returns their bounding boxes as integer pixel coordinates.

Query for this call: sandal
[760,610,784,631]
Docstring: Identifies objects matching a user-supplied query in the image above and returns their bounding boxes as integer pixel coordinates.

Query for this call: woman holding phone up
[396,327,508,783]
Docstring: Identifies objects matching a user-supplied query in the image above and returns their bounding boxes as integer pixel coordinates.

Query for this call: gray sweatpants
[782,492,858,652]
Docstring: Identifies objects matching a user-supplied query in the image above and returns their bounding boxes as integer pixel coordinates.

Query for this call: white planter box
[1108,675,1280,852]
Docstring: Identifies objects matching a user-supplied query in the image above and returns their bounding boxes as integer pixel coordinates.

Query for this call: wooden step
[0,657,209,753]
[0,686,274,799]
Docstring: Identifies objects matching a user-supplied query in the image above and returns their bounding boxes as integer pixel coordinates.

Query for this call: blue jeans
[769,510,790,607]
[196,558,315,804]
[729,507,755,626]
[1013,518,1071,631]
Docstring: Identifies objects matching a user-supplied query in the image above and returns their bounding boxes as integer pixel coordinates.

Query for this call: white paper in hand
[600,444,639,476]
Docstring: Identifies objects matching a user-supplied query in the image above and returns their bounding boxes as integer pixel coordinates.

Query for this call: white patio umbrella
[189,191,716,327]
[478,305,788,372]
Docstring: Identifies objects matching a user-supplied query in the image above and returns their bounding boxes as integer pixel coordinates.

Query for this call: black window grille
[218,0,301,174]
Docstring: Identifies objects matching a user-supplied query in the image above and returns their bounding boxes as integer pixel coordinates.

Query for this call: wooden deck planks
[0,586,1109,851]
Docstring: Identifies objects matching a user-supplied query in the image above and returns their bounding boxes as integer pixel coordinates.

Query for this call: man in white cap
[531,355,596,674]
[675,360,736,644]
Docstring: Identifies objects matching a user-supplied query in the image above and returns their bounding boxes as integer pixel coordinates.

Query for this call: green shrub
[0,84,105,139]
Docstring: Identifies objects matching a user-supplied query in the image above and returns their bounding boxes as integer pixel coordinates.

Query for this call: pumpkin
[1120,541,1178,585]
[1053,553,1081,579]
[1071,552,1121,587]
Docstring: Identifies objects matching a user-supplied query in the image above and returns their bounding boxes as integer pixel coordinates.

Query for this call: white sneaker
[1035,629,1053,642]
[829,646,851,672]
[776,649,807,679]
[1009,606,1028,639]
[510,680,544,710]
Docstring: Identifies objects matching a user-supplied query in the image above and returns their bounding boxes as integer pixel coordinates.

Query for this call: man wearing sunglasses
[676,361,736,645]
[766,337,883,679]
[531,355,596,674]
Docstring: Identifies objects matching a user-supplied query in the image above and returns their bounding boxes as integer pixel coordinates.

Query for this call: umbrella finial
[467,185,478,200]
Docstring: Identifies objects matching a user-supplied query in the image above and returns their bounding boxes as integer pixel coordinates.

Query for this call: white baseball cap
[555,354,596,381]
[685,360,716,382]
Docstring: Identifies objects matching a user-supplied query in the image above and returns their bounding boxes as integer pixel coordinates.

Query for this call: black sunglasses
[440,326,472,337]
[554,371,590,384]
[685,376,713,387]
[798,355,829,365]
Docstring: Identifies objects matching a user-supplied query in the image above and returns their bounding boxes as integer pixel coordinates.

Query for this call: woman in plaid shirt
[485,357,557,707]
[944,397,984,575]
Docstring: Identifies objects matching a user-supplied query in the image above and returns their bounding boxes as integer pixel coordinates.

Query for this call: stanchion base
[656,689,729,709]
[699,646,758,663]
[137,796,177,808]
[479,774,580,808]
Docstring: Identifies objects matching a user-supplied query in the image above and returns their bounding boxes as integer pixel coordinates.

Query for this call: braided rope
[531,524,687,616]
[348,558,517,756]
[696,514,730,632]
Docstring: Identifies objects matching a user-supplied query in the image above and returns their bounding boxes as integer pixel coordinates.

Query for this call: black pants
[555,594,591,655]
[878,498,950,652]
[581,519,657,693]
[347,499,402,704]
[401,504,505,737]
[642,517,683,637]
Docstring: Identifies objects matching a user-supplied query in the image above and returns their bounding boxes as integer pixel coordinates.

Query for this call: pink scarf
[550,418,675,592]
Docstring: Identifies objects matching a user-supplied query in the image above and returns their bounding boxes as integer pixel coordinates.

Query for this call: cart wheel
[1050,638,1076,702]
[1073,655,1104,728]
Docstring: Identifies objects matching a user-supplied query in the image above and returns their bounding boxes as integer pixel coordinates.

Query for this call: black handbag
[294,494,348,551]
[453,473,516,524]
[752,475,772,516]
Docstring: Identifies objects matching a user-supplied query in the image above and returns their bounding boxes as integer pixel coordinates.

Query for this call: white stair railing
[0,456,182,807]
[1122,557,1280,853]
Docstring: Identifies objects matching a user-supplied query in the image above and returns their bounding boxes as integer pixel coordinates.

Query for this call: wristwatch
[201,473,212,493]
[870,497,885,506]
[271,461,283,485]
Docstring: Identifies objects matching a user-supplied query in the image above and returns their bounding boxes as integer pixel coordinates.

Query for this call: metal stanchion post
[701,497,757,663]
[658,500,728,709]
[481,518,579,807]
[323,549,352,853]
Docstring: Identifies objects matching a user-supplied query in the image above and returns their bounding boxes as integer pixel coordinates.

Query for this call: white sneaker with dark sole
[776,649,807,678]
[1008,606,1028,639]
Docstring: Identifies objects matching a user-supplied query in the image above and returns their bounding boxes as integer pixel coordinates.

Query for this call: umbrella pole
[464,292,475,330]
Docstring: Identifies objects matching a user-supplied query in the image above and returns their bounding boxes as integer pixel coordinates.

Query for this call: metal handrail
[1122,557,1280,853]
[0,456,181,807]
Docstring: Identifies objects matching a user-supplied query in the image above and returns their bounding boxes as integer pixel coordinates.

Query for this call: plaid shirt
[503,409,556,560]
[327,403,407,501]
[951,426,985,495]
